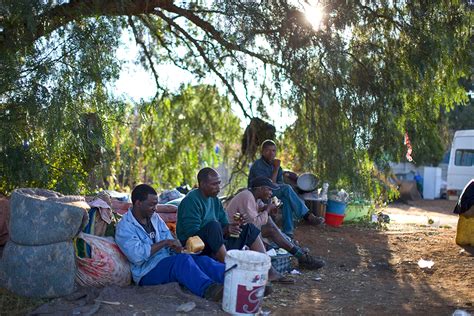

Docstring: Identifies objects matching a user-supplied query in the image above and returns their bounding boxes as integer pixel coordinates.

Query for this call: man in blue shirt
[115,184,225,301]
[248,140,322,238]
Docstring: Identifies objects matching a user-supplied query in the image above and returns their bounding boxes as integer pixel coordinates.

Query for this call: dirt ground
[0,199,473,315]
[263,199,474,315]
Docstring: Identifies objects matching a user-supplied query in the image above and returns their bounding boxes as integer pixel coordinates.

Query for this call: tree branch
[127,16,165,95]
[158,4,285,68]
[38,0,173,38]
[153,10,252,119]
[355,0,405,31]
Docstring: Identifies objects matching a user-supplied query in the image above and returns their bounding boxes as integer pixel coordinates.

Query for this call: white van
[447,129,474,200]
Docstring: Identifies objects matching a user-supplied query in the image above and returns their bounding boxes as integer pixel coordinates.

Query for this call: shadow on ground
[262,200,474,315]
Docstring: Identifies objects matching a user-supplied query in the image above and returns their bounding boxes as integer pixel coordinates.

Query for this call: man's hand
[224,223,242,237]
[239,212,250,225]
[166,239,183,253]
[272,159,281,168]
[271,159,281,183]
[265,203,278,216]
[151,239,182,255]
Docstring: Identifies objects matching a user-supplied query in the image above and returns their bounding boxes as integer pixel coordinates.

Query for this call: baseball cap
[249,176,279,190]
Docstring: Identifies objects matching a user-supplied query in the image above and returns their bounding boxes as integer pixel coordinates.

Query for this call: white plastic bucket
[222,250,271,315]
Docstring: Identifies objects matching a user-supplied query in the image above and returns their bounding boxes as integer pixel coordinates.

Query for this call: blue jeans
[139,254,225,297]
[273,184,309,235]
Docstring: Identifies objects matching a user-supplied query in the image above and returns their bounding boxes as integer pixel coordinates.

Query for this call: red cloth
[0,197,10,245]
[404,132,413,162]
[112,201,177,224]
[157,212,177,223]
[111,200,132,215]
[166,222,176,234]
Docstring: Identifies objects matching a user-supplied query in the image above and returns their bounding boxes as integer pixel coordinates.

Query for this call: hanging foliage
[0,1,471,198]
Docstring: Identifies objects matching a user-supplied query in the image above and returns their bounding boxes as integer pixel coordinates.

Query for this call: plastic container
[223,250,271,315]
[456,214,474,246]
[343,203,371,222]
[327,199,347,215]
[325,213,345,227]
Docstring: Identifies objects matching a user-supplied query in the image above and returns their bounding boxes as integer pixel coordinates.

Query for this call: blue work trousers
[273,184,309,235]
[139,254,225,297]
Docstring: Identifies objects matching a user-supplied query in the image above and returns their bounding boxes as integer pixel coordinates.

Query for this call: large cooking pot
[297,173,319,193]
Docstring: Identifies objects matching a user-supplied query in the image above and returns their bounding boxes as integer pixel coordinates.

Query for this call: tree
[108,84,241,191]
[448,72,474,131]
[448,101,474,131]
[278,1,471,197]
[0,1,471,197]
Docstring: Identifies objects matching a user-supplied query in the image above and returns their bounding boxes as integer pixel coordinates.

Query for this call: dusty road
[1,199,472,315]
[264,199,473,315]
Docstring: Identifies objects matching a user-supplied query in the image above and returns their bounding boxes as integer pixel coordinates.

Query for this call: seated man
[115,184,225,301]
[227,176,325,270]
[177,167,292,283]
[248,140,321,238]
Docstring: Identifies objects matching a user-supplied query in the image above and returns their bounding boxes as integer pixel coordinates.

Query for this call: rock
[176,301,196,312]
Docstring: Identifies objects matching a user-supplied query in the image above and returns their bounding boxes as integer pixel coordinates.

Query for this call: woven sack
[75,232,131,287]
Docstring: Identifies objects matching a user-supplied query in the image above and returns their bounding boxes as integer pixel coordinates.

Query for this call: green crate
[343,203,372,222]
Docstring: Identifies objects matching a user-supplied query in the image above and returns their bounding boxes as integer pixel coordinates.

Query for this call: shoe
[298,253,326,270]
[305,213,325,225]
[203,283,224,302]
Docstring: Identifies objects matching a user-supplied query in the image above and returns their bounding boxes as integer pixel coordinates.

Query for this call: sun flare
[302,1,324,30]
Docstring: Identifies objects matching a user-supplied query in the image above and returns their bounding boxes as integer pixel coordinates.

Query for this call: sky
[111,0,330,132]
[112,30,297,133]
[111,0,332,132]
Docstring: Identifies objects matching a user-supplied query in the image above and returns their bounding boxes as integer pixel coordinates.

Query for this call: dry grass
[0,288,50,315]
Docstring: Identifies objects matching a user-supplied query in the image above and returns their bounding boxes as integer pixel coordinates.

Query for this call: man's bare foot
[268,267,282,281]
[268,267,295,284]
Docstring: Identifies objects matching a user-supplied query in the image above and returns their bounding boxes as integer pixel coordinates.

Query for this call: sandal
[305,213,325,225]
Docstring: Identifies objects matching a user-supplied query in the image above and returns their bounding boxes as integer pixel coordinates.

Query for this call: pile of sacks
[0,188,88,298]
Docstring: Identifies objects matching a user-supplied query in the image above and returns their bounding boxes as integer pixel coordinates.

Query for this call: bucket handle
[224,263,238,274]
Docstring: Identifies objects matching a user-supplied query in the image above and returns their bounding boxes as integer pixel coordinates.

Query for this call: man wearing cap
[177,167,293,284]
[226,176,325,270]
[248,140,323,238]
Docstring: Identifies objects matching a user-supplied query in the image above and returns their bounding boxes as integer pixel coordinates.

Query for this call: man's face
[262,145,277,162]
[201,174,221,197]
[137,194,158,218]
[257,186,273,200]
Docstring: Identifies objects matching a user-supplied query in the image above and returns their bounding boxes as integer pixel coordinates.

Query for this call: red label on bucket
[236,284,265,313]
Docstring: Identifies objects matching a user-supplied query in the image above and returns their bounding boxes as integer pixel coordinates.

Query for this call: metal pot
[297,173,319,193]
